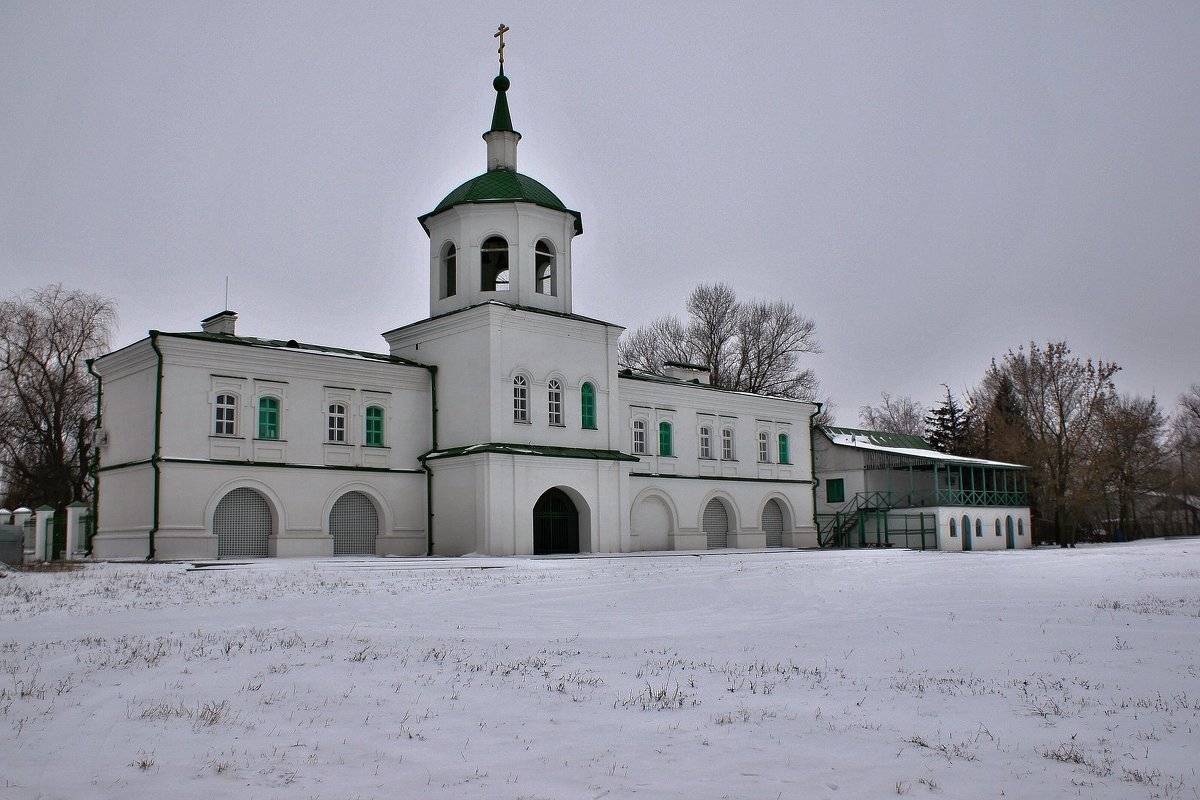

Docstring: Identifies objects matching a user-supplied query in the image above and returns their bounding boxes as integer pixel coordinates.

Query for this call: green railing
[818,492,937,550]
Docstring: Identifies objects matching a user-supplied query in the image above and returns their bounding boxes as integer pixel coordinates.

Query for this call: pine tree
[925,385,970,454]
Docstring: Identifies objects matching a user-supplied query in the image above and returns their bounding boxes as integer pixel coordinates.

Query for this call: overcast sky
[3,2,1198,425]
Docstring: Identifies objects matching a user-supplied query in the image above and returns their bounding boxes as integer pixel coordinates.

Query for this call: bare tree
[1088,394,1171,538]
[985,341,1119,547]
[619,282,823,402]
[859,393,925,436]
[0,284,116,509]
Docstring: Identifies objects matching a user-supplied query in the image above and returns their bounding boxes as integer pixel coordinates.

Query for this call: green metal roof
[422,442,638,463]
[419,169,583,235]
[820,426,935,451]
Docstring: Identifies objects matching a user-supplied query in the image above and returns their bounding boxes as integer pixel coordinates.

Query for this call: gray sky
[3,2,1198,425]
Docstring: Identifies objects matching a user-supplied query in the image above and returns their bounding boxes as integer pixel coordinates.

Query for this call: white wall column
[65,502,88,561]
[34,506,54,562]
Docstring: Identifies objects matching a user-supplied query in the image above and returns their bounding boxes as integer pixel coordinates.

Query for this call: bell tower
[418,26,582,318]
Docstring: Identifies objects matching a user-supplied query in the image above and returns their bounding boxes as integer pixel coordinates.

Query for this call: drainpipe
[422,365,439,556]
[147,332,164,560]
[809,404,822,536]
[85,358,103,555]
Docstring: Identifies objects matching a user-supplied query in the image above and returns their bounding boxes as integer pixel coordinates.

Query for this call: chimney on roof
[200,310,238,336]
[662,361,711,385]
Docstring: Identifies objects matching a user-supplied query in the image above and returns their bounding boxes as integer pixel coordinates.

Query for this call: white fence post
[66,502,88,561]
[14,507,32,561]
[34,506,55,562]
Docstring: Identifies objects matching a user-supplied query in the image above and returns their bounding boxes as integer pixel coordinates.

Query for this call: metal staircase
[818,491,898,548]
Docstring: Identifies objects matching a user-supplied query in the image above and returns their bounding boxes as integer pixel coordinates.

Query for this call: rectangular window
[778,433,790,465]
[365,406,385,447]
[632,420,647,454]
[214,394,236,436]
[721,428,734,461]
[825,478,845,504]
[258,397,280,440]
[548,380,563,426]
[659,421,673,457]
[327,403,347,443]
[513,375,529,422]
[581,383,597,430]
[699,427,712,459]
[758,431,770,463]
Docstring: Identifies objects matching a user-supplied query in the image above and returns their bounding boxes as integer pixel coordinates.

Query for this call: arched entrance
[533,488,579,555]
[961,514,973,551]
[703,498,731,549]
[632,495,672,552]
[762,499,784,547]
[214,487,272,558]
[330,491,379,555]
[1006,516,1016,549]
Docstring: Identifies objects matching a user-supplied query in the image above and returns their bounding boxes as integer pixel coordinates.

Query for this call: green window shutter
[778,433,789,464]
[581,383,596,429]
[365,406,385,447]
[825,478,844,504]
[658,421,673,457]
[258,397,279,440]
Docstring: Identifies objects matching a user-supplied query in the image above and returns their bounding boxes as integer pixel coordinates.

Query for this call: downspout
[85,358,103,555]
[147,332,164,561]
[809,404,822,537]
[421,365,439,556]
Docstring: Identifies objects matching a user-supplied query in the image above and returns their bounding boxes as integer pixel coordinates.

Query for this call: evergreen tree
[924,384,970,454]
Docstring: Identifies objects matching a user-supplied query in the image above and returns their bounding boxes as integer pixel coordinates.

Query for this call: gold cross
[495,23,510,65]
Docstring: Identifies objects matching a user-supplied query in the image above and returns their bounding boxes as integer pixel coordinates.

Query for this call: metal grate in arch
[214,487,272,558]
[703,499,729,549]
[330,491,378,556]
[762,499,784,548]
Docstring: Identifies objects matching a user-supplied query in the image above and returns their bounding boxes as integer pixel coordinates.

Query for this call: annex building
[90,54,821,560]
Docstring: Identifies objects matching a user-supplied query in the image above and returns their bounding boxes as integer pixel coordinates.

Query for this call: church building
[89,41,820,560]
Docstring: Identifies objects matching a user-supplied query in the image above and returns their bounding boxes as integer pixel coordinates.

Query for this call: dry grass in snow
[1,540,1199,799]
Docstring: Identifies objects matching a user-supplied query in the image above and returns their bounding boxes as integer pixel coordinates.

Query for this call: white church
[90,48,822,560]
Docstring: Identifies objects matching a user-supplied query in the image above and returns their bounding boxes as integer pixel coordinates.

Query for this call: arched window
[257,397,280,440]
[721,428,734,461]
[632,419,647,454]
[1018,518,1025,536]
[365,405,385,447]
[778,433,790,464]
[513,375,529,422]
[758,431,770,463]
[214,393,237,436]
[481,236,510,291]
[440,242,457,298]
[995,518,1002,536]
[327,403,347,443]
[535,239,556,296]
[975,518,983,538]
[699,426,713,459]
[659,421,673,457]
[548,379,563,426]
[580,382,596,429]
[949,517,958,537]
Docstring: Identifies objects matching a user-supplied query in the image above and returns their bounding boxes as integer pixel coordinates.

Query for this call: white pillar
[13,507,32,559]
[65,502,88,561]
[34,506,55,562]
[0,508,10,525]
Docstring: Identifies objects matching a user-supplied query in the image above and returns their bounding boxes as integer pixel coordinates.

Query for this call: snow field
[1,540,1198,799]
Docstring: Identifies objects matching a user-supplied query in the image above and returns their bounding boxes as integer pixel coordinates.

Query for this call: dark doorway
[533,488,579,554]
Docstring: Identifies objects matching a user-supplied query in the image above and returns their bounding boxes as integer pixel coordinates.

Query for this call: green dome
[419,169,582,235]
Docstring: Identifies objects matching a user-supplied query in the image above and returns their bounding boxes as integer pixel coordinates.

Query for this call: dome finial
[488,23,515,135]
[494,23,510,75]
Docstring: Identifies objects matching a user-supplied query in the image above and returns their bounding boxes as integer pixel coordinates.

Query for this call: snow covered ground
[2,539,1198,799]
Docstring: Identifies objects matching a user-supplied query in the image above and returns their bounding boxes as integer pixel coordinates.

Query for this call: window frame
[658,421,674,457]
[778,432,790,464]
[257,396,281,440]
[632,419,647,454]
[721,427,734,461]
[214,393,237,436]
[699,425,713,459]
[825,477,845,504]
[547,379,563,426]
[327,403,347,443]
[481,236,510,292]
[513,374,529,423]
[364,405,385,447]
[440,241,457,299]
[757,430,770,463]
[580,382,597,430]
[535,239,556,296]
